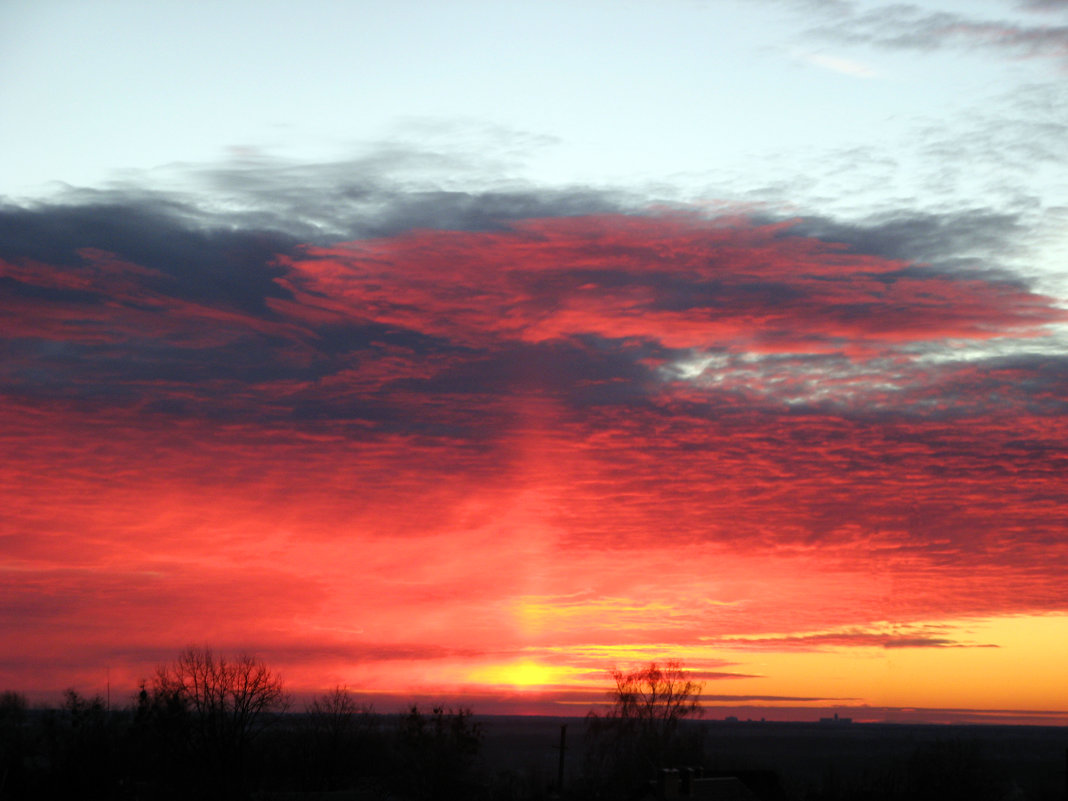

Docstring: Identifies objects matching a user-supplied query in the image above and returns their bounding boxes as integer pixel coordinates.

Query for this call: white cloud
[798,51,881,77]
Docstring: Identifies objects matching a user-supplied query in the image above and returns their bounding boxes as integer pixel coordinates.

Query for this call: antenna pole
[556,723,567,794]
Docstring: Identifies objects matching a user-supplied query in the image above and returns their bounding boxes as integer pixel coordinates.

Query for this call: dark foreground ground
[476,715,1068,800]
[4,702,1066,799]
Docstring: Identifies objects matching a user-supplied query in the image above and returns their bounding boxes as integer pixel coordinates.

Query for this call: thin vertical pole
[557,723,567,794]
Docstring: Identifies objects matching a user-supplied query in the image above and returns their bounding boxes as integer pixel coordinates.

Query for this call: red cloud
[2,212,1067,712]
[280,215,1063,355]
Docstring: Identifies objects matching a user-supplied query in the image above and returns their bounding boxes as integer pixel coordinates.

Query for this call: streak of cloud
[796,51,880,77]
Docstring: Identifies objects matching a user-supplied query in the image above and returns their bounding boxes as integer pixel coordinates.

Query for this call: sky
[1,0,1067,725]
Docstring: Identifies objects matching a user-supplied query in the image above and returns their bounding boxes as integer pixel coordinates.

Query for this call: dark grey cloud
[906,353,1068,417]
[1017,0,1068,12]
[2,156,1063,438]
[392,337,666,401]
[789,209,1028,276]
[0,162,643,429]
[0,198,297,314]
[718,628,999,650]
[699,694,856,702]
[813,3,1068,62]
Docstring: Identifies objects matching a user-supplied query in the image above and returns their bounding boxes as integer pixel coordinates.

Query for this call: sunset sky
[2,0,1067,724]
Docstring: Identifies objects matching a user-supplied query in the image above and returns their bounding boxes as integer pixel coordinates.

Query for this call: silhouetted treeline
[4,697,1061,801]
[1,653,1065,800]
[0,689,483,800]
[0,648,486,800]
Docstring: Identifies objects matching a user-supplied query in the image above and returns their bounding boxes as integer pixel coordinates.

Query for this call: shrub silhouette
[0,691,29,797]
[397,704,483,800]
[302,685,380,790]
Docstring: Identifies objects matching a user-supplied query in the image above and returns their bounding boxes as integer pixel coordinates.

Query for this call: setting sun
[468,661,569,689]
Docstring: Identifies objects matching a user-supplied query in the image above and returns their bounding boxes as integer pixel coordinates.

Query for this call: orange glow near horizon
[250,613,1068,725]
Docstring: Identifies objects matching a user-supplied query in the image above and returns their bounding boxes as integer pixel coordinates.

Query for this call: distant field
[474,716,1068,800]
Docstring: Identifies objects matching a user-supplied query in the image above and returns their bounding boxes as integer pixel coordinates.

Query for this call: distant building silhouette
[819,712,852,725]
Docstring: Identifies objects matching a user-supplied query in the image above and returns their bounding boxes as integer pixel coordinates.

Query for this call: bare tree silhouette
[586,661,704,792]
[149,646,286,796]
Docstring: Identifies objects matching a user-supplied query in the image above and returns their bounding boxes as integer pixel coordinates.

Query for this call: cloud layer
[2,177,1067,715]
